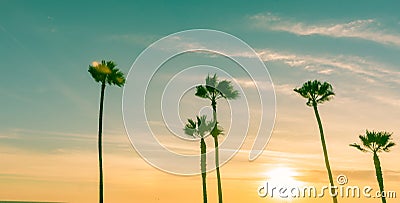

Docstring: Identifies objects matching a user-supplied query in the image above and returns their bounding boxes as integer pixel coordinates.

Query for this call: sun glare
[266,167,303,187]
[92,61,99,67]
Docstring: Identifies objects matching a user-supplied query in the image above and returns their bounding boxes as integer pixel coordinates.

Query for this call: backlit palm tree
[88,60,125,203]
[294,80,338,203]
[184,115,217,203]
[350,130,395,203]
[195,74,239,203]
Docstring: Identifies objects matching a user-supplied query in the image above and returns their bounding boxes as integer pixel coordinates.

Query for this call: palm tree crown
[184,115,215,138]
[89,60,125,86]
[195,74,239,101]
[294,80,334,106]
[350,130,396,153]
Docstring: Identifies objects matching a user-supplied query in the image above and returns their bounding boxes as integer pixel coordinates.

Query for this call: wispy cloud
[257,49,400,84]
[227,48,400,84]
[250,13,400,47]
[0,128,131,154]
[273,83,297,96]
[255,48,400,108]
[183,47,400,107]
[204,47,400,106]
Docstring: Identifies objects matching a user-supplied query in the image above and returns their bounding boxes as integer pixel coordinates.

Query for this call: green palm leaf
[350,130,395,203]
[294,80,335,106]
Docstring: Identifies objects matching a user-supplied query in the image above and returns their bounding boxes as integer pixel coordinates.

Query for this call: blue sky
[1,0,400,148]
[1,1,400,202]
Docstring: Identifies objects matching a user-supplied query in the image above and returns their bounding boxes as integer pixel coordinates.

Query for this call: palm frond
[195,85,210,99]
[184,118,197,137]
[188,118,196,128]
[106,68,124,86]
[197,73,240,102]
[197,115,213,136]
[206,74,218,88]
[216,80,239,99]
[293,87,309,99]
[382,142,395,152]
[354,130,396,153]
[350,143,368,152]
[376,133,389,149]
[184,115,214,138]
[88,64,106,83]
[294,80,335,106]
[360,133,375,152]
[88,60,125,87]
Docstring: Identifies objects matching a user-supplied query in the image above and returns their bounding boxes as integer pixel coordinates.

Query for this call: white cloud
[250,13,400,47]
[367,94,400,108]
[273,84,296,96]
[257,48,400,84]
[8,128,127,145]
[234,78,274,91]
[318,69,334,75]
[251,48,400,108]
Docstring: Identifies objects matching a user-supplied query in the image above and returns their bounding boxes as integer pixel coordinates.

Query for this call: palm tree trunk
[200,138,208,203]
[214,137,223,203]
[211,99,223,203]
[313,104,338,203]
[98,82,106,203]
[373,152,386,203]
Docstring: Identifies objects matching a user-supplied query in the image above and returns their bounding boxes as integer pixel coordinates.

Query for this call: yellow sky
[1,120,399,203]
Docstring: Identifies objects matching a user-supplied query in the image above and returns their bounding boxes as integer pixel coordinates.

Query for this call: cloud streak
[247,48,400,108]
[202,47,400,107]
[257,49,400,85]
[250,13,400,47]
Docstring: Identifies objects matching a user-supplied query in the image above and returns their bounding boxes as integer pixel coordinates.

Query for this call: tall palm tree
[294,80,338,203]
[195,74,239,203]
[88,60,125,203]
[350,130,395,203]
[184,115,218,203]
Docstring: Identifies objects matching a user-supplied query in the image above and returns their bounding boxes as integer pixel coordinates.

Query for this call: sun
[265,167,303,187]
[258,167,304,200]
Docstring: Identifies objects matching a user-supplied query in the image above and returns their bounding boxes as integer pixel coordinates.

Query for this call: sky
[0,0,399,202]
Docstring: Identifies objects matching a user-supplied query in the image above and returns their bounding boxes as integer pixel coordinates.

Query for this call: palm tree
[294,80,338,203]
[88,60,125,203]
[350,130,395,203]
[184,115,218,203]
[195,74,239,203]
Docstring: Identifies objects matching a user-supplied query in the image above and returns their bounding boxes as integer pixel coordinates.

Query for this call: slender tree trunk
[211,100,223,203]
[98,82,106,203]
[373,152,386,203]
[200,138,208,203]
[214,137,223,203]
[313,104,338,203]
